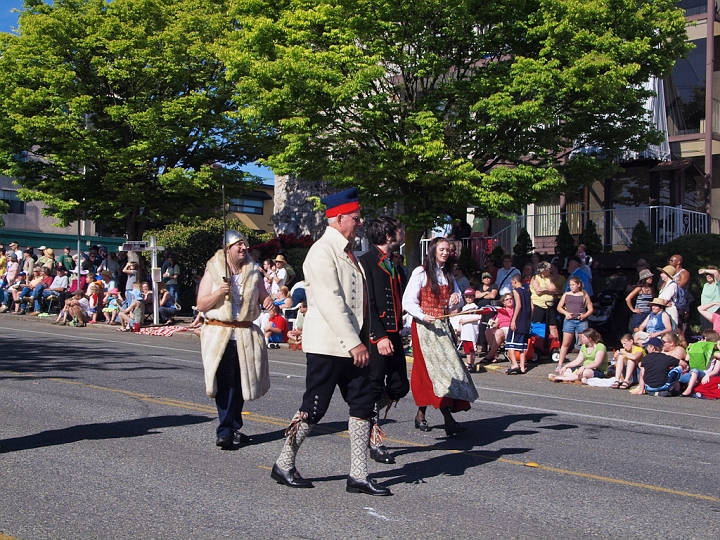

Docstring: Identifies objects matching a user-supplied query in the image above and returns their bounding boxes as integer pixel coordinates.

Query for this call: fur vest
[200,249,270,400]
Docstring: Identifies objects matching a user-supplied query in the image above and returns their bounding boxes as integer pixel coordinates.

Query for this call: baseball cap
[645,337,663,349]
[463,288,475,296]
[482,272,492,279]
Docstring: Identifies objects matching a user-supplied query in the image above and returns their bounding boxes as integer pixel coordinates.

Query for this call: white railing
[418,206,709,262]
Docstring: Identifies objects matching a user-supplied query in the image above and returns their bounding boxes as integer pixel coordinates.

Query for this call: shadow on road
[0,414,211,453]
[0,334,184,377]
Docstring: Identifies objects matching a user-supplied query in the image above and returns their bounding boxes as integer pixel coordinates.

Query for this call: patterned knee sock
[349,417,370,480]
[276,411,313,472]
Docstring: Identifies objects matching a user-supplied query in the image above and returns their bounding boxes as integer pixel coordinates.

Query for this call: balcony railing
[419,206,709,263]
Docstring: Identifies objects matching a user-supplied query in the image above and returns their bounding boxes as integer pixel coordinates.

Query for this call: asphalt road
[2,315,720,539]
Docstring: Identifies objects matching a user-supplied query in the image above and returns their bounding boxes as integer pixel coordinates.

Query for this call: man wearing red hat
[272,187,392,496]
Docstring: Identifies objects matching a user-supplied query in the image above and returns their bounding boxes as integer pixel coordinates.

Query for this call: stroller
[587,289,624,345]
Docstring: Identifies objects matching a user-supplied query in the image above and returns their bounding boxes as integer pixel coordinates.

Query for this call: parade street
[2,317,720,540]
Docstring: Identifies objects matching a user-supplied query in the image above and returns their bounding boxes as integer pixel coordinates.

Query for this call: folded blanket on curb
[138,325,190,337]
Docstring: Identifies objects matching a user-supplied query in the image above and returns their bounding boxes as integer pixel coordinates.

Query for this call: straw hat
[648,297,668,308]
[273,254,287,263]
[657,265,676,278]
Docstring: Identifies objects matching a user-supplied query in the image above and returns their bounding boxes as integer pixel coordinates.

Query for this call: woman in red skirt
[402,238,479,435]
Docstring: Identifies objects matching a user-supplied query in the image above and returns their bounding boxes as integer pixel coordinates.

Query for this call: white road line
[476,385,720,422]
[473,398,720,437]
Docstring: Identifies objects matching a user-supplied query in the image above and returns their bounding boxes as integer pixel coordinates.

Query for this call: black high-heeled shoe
[444,422,467,436]
[414,418,431,432]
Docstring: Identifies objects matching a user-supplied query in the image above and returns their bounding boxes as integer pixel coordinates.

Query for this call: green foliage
[490,245,506,264]
[145,218,272,297]
[628,220,657,253]
[285,247,311,282]
[579,220,603,254]
[0,200,8,227]
[555,220,576,257]
[0,0,273,240]
[224,0,690,238]
[513,228,534,257]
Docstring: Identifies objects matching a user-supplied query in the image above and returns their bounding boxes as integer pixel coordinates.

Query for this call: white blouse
[402,266,462,321]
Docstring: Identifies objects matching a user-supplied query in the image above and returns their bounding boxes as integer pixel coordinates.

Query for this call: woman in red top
[402,238,478,435]
[481,293,515,363]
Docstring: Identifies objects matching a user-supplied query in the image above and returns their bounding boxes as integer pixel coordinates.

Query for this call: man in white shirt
[495,255,520,296]
[270,254,288,295]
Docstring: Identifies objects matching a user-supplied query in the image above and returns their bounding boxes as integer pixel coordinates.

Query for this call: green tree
[579,220,603,254]
[0,0,271,240]
[513,228,534,257]
[555,220,576,257]
[628,220,657,253]
[224,0,689,266]
[0,200,8,228]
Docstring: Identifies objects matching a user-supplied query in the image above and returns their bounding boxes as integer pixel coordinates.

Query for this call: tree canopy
[0,0,272,240]
[223,0,690,261]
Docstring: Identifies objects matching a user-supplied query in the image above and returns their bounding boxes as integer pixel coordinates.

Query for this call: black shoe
[270,463,314,488]
[346,476,392,496]
[444,422,467,436]
[414,418,431,432]
[233,432,251,444]
[370,445,396,464]
[215,435,233,449]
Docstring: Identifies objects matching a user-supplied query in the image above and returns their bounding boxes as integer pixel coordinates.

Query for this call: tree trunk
[404,228,424,274]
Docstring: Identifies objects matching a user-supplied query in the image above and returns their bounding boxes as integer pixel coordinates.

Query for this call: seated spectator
[157,282,177,324]
[264,304,289,348]
[118,283,144,331]
[273,285,293,309]
[40,248,57,277]
[480,293,514,363]
[86,283,102,324]
[37,265,69,313]
[699,267,720,331]
[453,288,482,371]
[2,271,26,313]
[99,269,116,292]
[661,331,687,363]
[102,288,122,324]
[65,290,91,327]
[611,333,645,389]
[630,337,682,396]
[13,267,44,315]
[287,301,307,349]
[26,266,53,315]
[634,298,672,345]
[625,269,655,332]
[680,330,719,396]
[550,328,607,383]
[289,280,306,306]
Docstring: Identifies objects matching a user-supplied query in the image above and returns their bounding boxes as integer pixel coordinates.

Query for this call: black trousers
[300,352,374,423]
[214,344,244,438]
[368,332,409,403]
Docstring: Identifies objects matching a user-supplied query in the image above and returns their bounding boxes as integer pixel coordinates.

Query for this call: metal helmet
[224,229,248,249]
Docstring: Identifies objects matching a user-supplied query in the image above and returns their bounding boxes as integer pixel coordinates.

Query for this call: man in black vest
[358,216,409,465]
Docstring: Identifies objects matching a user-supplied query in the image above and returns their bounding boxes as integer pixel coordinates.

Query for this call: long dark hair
[423,238,454,295]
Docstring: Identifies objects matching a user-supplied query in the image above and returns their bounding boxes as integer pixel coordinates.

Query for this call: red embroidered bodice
[420,282,450,318]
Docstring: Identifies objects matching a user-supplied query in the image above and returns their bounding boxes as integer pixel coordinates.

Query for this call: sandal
[466,363,475,371]
[611,379,622,389]
[506,367,521,375]
[618,381,631,389]
[479,356,496,364]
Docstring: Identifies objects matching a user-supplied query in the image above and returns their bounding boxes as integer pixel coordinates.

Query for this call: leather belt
[204,319,253,328]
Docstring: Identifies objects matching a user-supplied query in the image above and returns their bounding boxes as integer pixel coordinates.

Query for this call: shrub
[144,218,273,309]
[513,228,534,257]
[555,220,576,257]
[579,220,603,254]
[628,220,657,253]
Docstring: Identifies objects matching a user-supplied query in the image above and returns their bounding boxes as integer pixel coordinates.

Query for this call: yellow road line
[0,533,18,540]
[3,369,719,503]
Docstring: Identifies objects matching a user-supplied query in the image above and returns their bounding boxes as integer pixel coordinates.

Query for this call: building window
[229,197,264,215]
[0,189,25,214]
